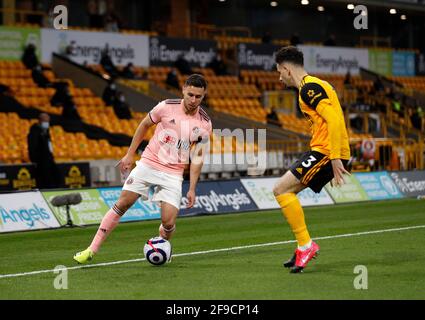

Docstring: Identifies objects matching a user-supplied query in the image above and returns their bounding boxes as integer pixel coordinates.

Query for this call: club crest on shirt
[163,134,176,145]
[307,89,315,98]
[192,126,200,134]
[158,129,178,147]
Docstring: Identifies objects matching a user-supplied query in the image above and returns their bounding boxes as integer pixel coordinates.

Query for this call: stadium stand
[104,60,424,173]
[1,0,424,176]
[3,53,422,173]
[0,60,134,164]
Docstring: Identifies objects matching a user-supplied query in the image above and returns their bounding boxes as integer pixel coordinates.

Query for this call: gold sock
[275,193,311,246]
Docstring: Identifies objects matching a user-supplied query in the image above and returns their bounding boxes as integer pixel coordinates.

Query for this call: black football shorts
[290,151,349,193]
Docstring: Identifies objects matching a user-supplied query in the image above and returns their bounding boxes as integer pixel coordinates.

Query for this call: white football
[143,237,172,266]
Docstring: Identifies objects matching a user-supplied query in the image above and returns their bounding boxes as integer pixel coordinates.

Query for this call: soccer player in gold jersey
[273,46,351,273]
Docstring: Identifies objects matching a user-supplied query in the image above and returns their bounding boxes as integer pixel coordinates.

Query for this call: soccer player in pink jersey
[73,74,212,264]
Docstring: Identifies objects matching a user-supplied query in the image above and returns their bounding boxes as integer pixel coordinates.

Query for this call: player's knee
[273,183,285,197]
[274,177,303,196]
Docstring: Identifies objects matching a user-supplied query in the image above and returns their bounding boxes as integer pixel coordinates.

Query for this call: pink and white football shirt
[140,99,212,176]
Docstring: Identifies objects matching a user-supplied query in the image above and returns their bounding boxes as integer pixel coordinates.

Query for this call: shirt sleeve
[300,82,329,110]
[316,102,343,159]
[198,120,212,144]
[300,82,342,159]
[148,101,167,124]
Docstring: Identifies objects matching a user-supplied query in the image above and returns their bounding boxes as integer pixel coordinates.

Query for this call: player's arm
[316,103,350,186]
[27,126,39,163]
[186,135,209,208]
[117,115,155,174]
[300,83,350,186]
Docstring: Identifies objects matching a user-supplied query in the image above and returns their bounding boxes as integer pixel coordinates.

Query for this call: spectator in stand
[290,33,302,46]
[344,71,352,86]
[113,91,132,119]
[121,62,137,79]
[416,105,424,131]
[62,99,81,121]
[343,70,354,93]
[104,12,120,32]
[51,84,80,121]
[262,31,272,44]
[373,77,385,93]
[27,113,61,189]
[174,54,193,75]
[207,53,227,76]
[87,0,104,28]
[392,98,403,117]
[32,65,51,88]
[266,107,280,126]
[51,82,73,107]
[98,0,107,16]
[408,106,419,130]
[87,0,97,26]
[22,43,39,70]
[375,99,388,114]
[43,5,55,28]
[0,84,10,94]
[102,81,117,105]
[100,45,119,78]
[323,34,336,46]
[386,83,397,100]
[165,68,180,90]
[0,85,21,109]
[139,70,148,80]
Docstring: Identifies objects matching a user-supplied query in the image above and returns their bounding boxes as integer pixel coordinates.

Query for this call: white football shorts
[122,162,183,210]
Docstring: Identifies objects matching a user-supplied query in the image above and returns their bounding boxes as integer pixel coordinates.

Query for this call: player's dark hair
[275,46,304,67]
[184,74,208,90]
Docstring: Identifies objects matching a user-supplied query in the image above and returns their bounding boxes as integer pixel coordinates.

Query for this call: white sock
[298,240,312,252]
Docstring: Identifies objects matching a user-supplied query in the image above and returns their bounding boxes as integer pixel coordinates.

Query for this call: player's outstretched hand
[331,159,350,187]
[116,153,134,175]
[186,189,196,208]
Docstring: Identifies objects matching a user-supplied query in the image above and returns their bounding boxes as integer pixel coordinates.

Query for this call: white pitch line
[1,224,424,280]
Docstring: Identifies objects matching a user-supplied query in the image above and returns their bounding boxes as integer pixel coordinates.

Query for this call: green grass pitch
[1,198,424,300]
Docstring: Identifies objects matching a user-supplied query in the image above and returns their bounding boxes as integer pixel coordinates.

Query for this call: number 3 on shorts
[301,155,317,168]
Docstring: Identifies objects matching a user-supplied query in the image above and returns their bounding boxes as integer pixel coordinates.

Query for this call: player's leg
[89,190,140,253]
[273,170,311,265]
[273,151,326,272]
[158,201,179,263]
[138,168,182,264]
[152,174,182,240]
[73,190,140,264]
[273,172,320,273]
[159,202,179,240]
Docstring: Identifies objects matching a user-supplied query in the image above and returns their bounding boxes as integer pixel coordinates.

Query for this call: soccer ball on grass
[143,237,172,266]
